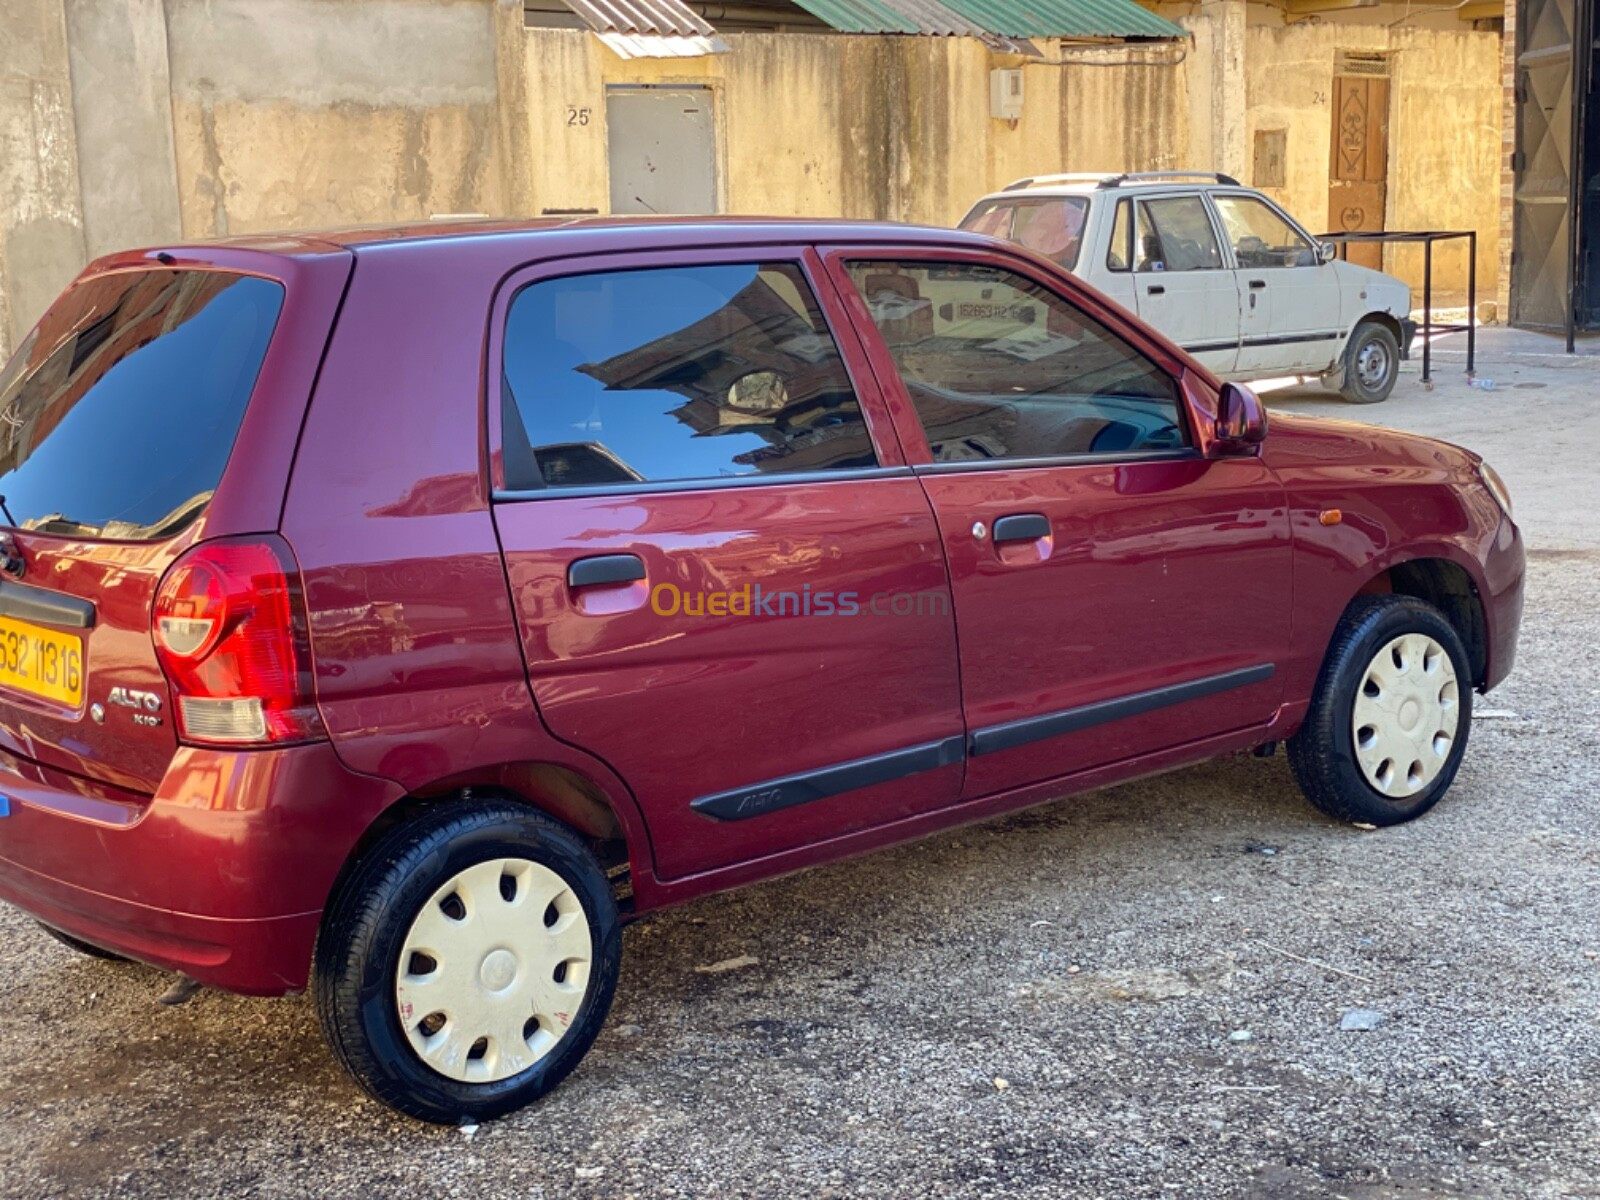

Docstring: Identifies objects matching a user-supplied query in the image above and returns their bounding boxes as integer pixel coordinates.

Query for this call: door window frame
[1205,189,1325,270]
[1129,191,1234,275]
[818,243,1205,472]
[485,244,911,501]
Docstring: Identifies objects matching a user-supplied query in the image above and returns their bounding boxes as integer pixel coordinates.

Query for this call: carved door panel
[1328,74,1390,272]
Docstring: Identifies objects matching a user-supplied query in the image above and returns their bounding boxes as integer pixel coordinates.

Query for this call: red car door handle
[992,513,1050,543]
[568,554,646,588]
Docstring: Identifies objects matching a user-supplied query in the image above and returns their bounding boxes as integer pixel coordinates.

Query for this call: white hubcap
[396,858,593,1084]
[1351,633,1460,798]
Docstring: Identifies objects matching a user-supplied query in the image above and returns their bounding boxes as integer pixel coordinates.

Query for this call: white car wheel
[1350,632,1460,798]
[396,857,594,1084]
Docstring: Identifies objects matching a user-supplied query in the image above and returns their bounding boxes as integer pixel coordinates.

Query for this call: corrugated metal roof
[939,0,1184,38]
[784,0,1181,38]
[597,30,728,56]
[563,0,732,55]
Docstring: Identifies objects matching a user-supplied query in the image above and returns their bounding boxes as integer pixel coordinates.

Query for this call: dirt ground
[2,328,1597,1200]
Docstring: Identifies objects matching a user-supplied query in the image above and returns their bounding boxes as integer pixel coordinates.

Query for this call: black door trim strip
[968,663,1276,758]
[1180,331,1343,354]
[691,735,965,822]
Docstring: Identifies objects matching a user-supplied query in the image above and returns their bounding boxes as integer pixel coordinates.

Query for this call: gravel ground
[2,331,1598,1200]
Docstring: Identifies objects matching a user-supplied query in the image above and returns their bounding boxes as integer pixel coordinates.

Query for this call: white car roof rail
[1002,170,1242,192]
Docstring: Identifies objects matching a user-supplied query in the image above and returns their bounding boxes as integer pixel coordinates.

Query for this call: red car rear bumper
[0,741,402,995]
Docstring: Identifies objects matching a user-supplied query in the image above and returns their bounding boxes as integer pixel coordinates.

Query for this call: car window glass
[1107,199,1132,272]
[1136,196,1224,272]
[1213,194,1317,267]
[844,260,1185,463]
[0,270,283,540]
[500,262,877,490]
[1009,199,1089,270]
[959,202,1013,239]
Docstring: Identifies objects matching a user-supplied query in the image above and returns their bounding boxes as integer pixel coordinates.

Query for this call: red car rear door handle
[568,554,646,589]
[992,513,1050,543]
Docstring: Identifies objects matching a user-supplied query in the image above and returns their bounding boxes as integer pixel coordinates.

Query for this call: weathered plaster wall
[0,0,86,361]
[0,0,1506,360]
[1244,22,1502,296]
[524,29,1190,226]
[65,0,183,262]
[163,0,508,236]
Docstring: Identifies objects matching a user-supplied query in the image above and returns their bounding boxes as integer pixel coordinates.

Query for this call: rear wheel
[1337,320,1401,404]
[1288,595,1473,826]
[37,922,129,962]
[314,801,621,1124]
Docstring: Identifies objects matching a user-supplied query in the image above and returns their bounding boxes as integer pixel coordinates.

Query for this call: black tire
[1287,595,1473,826]
[37,922,129,962]
[1337,320,1401,404]
[314,801,621,1124]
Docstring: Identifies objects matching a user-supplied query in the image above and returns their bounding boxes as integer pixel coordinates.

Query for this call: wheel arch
[1356,553,1489,688]
[320,761,646,932]
[1354,310,1405,347]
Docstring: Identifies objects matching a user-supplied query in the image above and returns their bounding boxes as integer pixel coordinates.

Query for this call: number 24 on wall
[567,106,592,127]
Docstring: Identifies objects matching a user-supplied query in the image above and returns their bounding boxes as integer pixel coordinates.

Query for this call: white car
[960,172,1417,403]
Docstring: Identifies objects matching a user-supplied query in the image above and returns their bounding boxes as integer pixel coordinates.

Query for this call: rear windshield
[959,197,1091,271]
[0,270,283,541]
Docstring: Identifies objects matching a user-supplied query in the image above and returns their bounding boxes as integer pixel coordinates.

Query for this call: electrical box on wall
[990,69,1024,120]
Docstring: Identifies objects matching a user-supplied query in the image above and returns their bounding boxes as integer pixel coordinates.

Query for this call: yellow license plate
[0,615,85,708]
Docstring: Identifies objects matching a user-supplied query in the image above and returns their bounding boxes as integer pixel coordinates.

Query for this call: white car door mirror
[1318,241,1339,265]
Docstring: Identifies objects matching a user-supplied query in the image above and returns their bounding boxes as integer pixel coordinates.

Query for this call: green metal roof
[784,0,1184,39]
[940,0,1184,38]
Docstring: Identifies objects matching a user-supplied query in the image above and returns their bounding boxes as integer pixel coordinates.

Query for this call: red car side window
[500,262,876,490]
[843,260,1186,462]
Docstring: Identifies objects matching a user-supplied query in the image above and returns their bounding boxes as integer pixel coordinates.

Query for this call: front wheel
[1288,595,1473,826]
[1336,321,1401,404]
[314,801,621,1124]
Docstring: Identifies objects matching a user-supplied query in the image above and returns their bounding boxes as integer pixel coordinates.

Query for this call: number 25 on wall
[567,106,592,127]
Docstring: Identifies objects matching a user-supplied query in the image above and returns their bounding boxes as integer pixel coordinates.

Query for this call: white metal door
[1212,192,1344,376]
[606,86,717,216]
[1128,196,1239,374]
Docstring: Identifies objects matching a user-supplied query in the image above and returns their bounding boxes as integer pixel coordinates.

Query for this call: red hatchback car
[0,218,1521,1122]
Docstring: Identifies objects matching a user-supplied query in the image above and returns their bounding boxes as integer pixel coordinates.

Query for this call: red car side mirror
[1211,383,1269,454]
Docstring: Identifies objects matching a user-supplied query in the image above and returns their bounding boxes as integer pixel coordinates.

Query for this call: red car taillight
[153,536,325,746]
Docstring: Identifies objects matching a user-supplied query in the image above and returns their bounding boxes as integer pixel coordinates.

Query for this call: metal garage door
[1510,0,1580,329]
[606,86,718,216]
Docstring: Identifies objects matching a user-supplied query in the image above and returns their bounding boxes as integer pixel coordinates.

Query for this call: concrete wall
[0,0,87,362]
[164,0,508,237]
[524,30,1190,227]
[1243,22,1502,297]
[0,0,1505,363]
[66,0,182,262]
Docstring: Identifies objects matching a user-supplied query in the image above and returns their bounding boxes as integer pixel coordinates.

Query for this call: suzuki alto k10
[0,217,1523,1122]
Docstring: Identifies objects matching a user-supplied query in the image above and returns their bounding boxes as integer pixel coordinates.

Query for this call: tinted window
[959,201,1013,238]
[961,198,1090,271]
[845,261,1185,462]
[1010,199,1089,270]
[1136,197,1224,272]
[500,263,876,489]
[1213,194,1316,267]
[0,270,283,540]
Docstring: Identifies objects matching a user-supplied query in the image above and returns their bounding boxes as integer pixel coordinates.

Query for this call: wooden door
[1329,74,1391,271]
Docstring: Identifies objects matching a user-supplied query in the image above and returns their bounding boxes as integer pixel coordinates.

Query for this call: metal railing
[1319,230,1477,386]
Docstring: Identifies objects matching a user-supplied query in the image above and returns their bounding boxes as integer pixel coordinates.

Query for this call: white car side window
[1135,197,1225,273]
[1214,195,1317,268]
